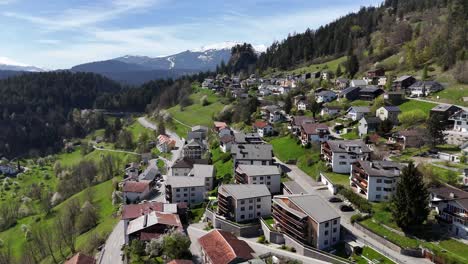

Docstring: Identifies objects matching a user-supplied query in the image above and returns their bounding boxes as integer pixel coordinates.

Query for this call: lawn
[297,152,327,180]
[166,90,225,137]
[428,84,468,107]
[427,165,459,183]
[262,217,275,230]
[287,56,347,75]
[211,147,233,180]
[56,147,83,167]
[353,246,395,264]
[390,146,429,163]
[269,136,306,162]
[323,171,350,186]
[397,99,437,116]
[127,121,152,141]
[341,129,360,140]
[434,161,468,170]
[359,219,419,249]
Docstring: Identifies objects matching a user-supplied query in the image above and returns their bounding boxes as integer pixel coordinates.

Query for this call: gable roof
[301,123,329,135]
[357,160,404,178]
[171,158,195,169]
[123,180,151,193]
[361,116,381,125]
[350,79,367,86]
[253,121,271,129]
[121,201,185,220]
[198,230,255,264]
[64,253,95,264]
[394,75,414,82]
[316,90,336,97]
[380,106,401,112]
[324,139,371,153]
[292,116,315,126]
[347,106,370,113]
[340,86,360,95]
[127,211,182,235]
[166,176,205,188]
[220,184,271,200]
[220,135,235,144]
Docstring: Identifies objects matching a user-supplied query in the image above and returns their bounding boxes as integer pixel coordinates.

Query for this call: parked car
[339,205,354,212]
[328,197,343,203]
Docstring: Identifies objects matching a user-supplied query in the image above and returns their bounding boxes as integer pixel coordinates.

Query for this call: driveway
[275,158,430,264]
[99,220,125,264]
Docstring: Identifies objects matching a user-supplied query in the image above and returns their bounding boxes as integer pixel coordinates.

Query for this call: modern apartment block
[165,177,207,206]
[350,160,404,202]
[321,140,371,173]
[217,184,271,223]
[231,144,273,167]
[272,194,340,250]
[235,164,281,194]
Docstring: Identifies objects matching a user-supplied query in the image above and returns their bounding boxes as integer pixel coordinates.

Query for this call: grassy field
[353,246,395,264]
[127,121,152,141]
[323,171,350,186]
[286,56,347,75]
[297,152,327,180]
[360,219,419,248]
[211,147,233,180]
[166,90,225,137]
[341,129,360,140]
[428,84,468,106]
[269,136,306,162]
[397,99,437,116]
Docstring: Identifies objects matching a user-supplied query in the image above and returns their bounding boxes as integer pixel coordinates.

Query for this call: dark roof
[324,140,372,153]
[340,86,360,95]
[429,184,468,200]
[356,160,404,178]
[170,158,212,168]
[301,123,329,135]
[198,230,254,264]
[220,135,234,144]
[394,75,414,82]
[382,106,401,112]
[292,116,315,126]
[431,104,460,112]
[362,117,381,125]
[360,86,382,93]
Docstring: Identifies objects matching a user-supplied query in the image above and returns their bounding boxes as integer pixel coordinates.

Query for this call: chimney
[450,192,456,199]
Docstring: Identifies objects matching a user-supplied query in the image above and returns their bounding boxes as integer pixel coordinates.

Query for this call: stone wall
[205,209,262,238]
[260,218,285,244]
[283,235,350,264]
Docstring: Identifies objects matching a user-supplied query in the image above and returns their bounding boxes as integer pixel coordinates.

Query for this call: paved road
[99,220,125,264]
[276,158,430,264]
[187,224,330,264]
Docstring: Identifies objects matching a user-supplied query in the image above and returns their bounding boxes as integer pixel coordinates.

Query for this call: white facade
[233,196,271,222]
[269,111,283,123]
[171,167,192,176]
[169,185,206,205]
[297,101,307,111]
[317,218,341,249]
[257,125,273,137]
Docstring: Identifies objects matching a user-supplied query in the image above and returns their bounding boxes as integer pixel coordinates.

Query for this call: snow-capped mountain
[0,57,44,72]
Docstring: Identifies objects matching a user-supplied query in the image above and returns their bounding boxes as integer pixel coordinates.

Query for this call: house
[338,87,360,101]
[171,158,195,176]
[220,135,235,153]
[188,164,215,191]
[350,160,404,202]
[138,160,159,181]
[367,68,385,78]
[258,88,272,97]
[289,116,315,135]
[165,176,207,206]
[218,126,233,138]
[198,229,255,264]
[188,125,209,141]
[321,140,372,173]
[272,194,340,250]
[384,91,405,105]
[233,132,263,145]
[446,110,468,146]
[300,123,330,144]
[218,184,272,223]
[392,75,416,91]
[121,201,187,221]
[377,76,388,86]
[376,106,401,124]
[214,121,229,132]
[321,71,333,80]
[183,139,207,160]
[346,106,371,121]
[293,94,306,105]
[268,110,283,123]
[335,78,349,90]
[235,164,281,194]
[388,129,427,150]
[157,134,176,153]
[202,79,214,89]
[409,81,444,97]
[358,117,381,137]
[125,163,140,179]
[123,180,153,204]
[320,106,342,117]
[296,100,308,111]
[350,80,367,87]
[429,184,468,238]
[126,211,183,241]
[315,90,337,103]
[231,144,273,167]
[462,169,468,186]
[431,104,462,127]
[64,253,96,264]
[253,121,273,138]
[358,86,384,101]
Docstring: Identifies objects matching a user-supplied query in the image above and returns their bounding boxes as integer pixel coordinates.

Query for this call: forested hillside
[257,0,467,79]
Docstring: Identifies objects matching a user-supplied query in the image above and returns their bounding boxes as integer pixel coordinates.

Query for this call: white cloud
[0,0,17,5]
[0,56,28,66]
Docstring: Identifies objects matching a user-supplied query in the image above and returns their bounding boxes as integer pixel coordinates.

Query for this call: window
[249,214,253,218]
[240,215,245,219]
[333,228,337,233]
[376,187,382,191]
[324,240,328,245]
[183,193,187,197]
[191,193,195,197]
[257,204,261,209]
[249,199,253,203]
[267,182,271,185]
[241,200,245,204]
[176,194,180,198]
[339,162,347,165]
[267,176,271,179]
[325,222,329,228]
[333,220,337,225]
[184,188,188,191]
[376,179,382,183]
[376,195,381,199]
[260,177,264,180]
[257,198,261,202]
[325,231,329,235]
[191,187,195,191]
[257,212,261,216]
[240,207,245,211]
[249,206,253,210]
[333,237,336,242]
[176,188,180,192]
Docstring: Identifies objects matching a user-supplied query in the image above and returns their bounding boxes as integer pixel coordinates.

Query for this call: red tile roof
[64,253,95,264]
[198,230,254,264]
[253,121,270,129]
[123,180,151,193]
[121,201,164,220]
[214,121,228,130]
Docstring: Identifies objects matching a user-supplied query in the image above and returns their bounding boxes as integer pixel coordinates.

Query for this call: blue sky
[0,0,382,69]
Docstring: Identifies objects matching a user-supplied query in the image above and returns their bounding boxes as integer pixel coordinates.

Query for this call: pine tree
[346,54,359,78]
[422,64,429,80]
[392,162,429,230]
[427,114,446,148]
[336,64,343,77]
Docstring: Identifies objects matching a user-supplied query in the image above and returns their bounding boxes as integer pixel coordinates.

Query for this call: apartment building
[321,140,371,173]
[231,144,273,167]
[235,164,281,194]
[182,139,207,159]
[165,177,207,206]
[272,194,341,250]
[350,160,404,202]
[217,184,272,223]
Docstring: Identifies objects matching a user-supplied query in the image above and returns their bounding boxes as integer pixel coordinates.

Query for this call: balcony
[351,177,368,192]
[235,173,247,184]
[272,206,307,239]
[443,208,468,221]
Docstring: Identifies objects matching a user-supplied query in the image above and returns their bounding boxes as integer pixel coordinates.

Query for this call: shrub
[350,213,371,223]
[398,110,427,128]
[338,188,373,213]
[257,235,266,244]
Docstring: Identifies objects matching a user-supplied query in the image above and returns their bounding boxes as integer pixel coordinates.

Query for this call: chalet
[300,123,330,145]
[409,81,444,97]
[384,91,405,105]
[289,116,315,135]
[321,71,333,80]
[182,139,207,160]
[0,164,19,176]
[296,100,308,111]
[350,79,367,87]
[431,104,462,127]
[335,78,349,90]
[346,106,371,121]
[293,94,306,105]
[388,129,427,150]
[367,68,385,78]
[126,211,183,241]
[338,87,360,101]
[218,126,233,138]
[376,106,401,124]
[315,90,337,103]
[219,135,234,153]
[258,88,272,97]
[123,180,153,204]
[253,121,273,138]
[213,121,228,132]
[446,110,468,146]
[320,106,342,117]
[358,117,381,137]
[392,75,416,91]
[157,134,176,153]
[202,78,214,89]
[198,230,255,264]
[358,86,384,101]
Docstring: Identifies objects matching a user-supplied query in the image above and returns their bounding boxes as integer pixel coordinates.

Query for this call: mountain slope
[0,57,44,72]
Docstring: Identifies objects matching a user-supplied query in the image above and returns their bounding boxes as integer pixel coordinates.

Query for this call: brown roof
[122,201,182,220]
[429,184,468,200]
[168,260,194,264]
[123,180,151,193]
[301,123,329,135]
[397,129,424,137]
[198,230,254,264]
[220,135,234,144]
[292,116,315,126]
[64,253,95,264]
[214,121,228,129]
[253,121,270,129]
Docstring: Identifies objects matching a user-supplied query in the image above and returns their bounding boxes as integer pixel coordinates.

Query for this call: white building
[315,90,337,103]
[376,106,401,125]
[253,121,274,137]
[165,176,207,206]
[321,140,371,173]
[350,160,404,202]
[430,185,468,238]
[446,110,468,146]
[346,106,371,121]
[218,184,272,223]
[231,144,273,167]
[235,164,281,194]
[297,100,308,111]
